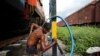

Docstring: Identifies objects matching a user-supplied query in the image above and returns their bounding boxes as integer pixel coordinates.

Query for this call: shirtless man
[26,22,57,56]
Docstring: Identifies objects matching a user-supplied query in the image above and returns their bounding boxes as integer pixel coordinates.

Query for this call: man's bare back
[26,23,57,56]
[27,27,43,46]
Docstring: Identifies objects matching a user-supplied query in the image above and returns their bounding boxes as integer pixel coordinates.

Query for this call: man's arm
[41,35,57,52]
[29,23,39,35]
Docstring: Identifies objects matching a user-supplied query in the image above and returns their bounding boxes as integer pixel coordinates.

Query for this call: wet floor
[0,34,67,56]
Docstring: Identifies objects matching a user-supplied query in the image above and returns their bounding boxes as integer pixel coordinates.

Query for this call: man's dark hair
[43,22,51,31]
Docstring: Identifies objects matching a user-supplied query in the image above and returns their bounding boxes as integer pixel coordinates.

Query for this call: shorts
[26,45,36,54]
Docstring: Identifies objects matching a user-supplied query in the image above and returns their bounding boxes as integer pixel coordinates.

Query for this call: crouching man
[26,22,57,56]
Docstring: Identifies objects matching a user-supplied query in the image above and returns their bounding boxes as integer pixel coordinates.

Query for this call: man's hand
[53,38,57,41]
[50,38,57,47]
[53,38,57,43]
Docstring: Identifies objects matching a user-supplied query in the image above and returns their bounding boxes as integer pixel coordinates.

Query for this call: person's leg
[37,42,42,56]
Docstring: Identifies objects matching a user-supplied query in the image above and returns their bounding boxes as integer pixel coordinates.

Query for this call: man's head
[42,22,51,34]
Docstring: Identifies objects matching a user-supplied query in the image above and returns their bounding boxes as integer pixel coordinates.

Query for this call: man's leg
[37,42,42,56]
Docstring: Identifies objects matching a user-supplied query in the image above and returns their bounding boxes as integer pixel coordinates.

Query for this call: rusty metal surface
[57,1,100,26]
[57,4,95,26]
[57,21,64,26]
[96,1,100,23]
[66,4,95,25]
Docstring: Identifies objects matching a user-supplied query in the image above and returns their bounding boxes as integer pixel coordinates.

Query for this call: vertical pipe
[52,21,57,56]
[49,0,57,56]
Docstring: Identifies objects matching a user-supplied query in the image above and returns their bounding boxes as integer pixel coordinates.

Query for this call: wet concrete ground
[0,35,81,56]
[0,39,66,56]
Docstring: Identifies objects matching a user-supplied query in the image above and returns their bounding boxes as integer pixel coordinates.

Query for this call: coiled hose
[49,16,75,56]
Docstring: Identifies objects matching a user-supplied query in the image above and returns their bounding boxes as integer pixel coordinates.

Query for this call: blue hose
[49,16,75,56]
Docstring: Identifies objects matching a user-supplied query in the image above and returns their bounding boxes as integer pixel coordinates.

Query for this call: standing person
[26,23,57,56]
